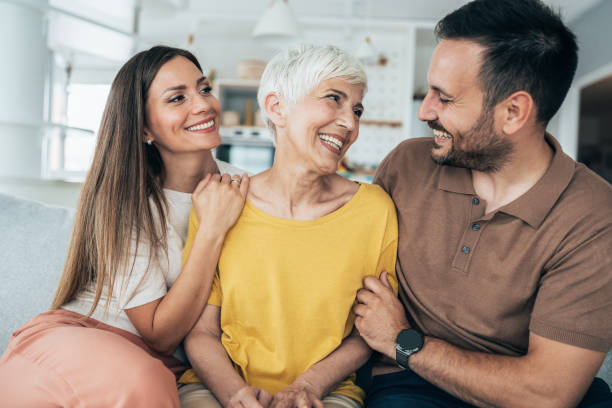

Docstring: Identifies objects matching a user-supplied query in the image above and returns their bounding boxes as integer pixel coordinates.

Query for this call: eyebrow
[327,88,364,110]
[162,76,208,95]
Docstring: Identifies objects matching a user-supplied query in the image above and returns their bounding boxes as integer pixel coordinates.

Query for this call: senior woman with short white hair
[178,44,399,408]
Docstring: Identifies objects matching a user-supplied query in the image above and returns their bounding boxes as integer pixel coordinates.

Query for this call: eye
[168,94,185,103]
[354,108,363,118]
[200,86,212,95]
[326,94,340,103]
[438,94,451,104]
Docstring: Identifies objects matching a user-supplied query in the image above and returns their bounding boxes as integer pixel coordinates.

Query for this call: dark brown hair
[52,46,202,312]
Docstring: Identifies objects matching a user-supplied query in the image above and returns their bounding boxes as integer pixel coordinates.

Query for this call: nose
[337,106,357,132]
[192,93,216,115]
[417,90,437,122]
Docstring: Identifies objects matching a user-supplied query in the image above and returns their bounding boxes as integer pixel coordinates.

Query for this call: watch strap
[396,344,410,369]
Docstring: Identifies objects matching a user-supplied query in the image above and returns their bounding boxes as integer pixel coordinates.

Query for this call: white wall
[0,1,46,179]
[554,0,612,160]
[571,1,612,81]
[0,2,64,204]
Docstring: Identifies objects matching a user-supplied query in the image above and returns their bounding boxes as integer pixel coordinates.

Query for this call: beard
[428,109,513,173]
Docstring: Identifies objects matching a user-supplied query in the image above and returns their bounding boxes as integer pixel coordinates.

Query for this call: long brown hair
[52,46,203,313]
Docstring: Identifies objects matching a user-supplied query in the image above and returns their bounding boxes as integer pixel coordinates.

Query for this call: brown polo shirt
[374,135,612,355]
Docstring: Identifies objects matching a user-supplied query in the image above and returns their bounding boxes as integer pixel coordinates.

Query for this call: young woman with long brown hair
[0,46,248,407]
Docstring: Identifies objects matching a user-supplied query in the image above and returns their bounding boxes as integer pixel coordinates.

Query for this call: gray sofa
[1,192,611,387]
[1,192,74,352]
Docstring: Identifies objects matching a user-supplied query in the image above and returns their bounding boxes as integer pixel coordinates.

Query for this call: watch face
[397,329,423,353]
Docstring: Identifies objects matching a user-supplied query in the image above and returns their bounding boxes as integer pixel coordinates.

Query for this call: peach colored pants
[0,309,186,408]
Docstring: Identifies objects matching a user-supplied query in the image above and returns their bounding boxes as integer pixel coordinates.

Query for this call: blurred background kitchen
[1,0,611,208]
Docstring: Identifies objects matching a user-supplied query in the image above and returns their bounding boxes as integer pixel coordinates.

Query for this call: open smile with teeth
[433,129,452,140]
[186,119,215,131]
[319,133,344,151]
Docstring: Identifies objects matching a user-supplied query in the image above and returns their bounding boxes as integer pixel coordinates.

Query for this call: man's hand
[353,271,411,359]
[228,385,272,408]
[269,381,323,408]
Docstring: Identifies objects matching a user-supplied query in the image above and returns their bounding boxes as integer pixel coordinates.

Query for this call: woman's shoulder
[358,182,394,204]
[343,182,396,217]
[343,183,397,231]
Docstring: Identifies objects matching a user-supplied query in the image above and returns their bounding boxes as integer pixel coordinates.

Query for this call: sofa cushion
[600,353,612,386]
[0,193,74,352]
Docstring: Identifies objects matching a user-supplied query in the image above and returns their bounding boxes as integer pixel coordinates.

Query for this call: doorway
[577,75,612,183]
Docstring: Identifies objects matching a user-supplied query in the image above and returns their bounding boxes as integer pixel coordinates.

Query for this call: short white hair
[257,44,367,140]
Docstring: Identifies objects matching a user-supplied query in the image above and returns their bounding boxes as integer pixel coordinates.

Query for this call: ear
[264,92,287,129]
[498,91,534,135]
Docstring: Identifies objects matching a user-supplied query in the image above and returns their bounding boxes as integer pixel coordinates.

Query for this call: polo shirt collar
[437,134,575,229]
[439,165,475,195]
[501,134,575,229]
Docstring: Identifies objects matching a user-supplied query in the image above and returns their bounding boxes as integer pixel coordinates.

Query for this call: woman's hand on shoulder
[192,172,249,236]
[269,381,323,408]
[228,385,272,408]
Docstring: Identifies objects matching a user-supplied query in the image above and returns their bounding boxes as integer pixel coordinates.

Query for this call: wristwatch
[395,329,424,369]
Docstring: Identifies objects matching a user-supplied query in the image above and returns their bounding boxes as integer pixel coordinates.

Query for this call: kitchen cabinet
[214,79,273,147]
[213,79,274,173]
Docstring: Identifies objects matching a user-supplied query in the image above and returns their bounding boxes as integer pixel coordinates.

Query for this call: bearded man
[354,1,612,407]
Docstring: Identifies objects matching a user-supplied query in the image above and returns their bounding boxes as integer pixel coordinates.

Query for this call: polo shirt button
[461,246,470,254]
[472,197,480,205]
[472,223,480,231]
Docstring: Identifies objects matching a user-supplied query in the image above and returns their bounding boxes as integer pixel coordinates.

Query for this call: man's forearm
[409,337,574,408]
[355,274,604,408]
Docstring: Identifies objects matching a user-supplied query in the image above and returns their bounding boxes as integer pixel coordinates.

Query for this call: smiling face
[145,56,221,163]
[418,39,513,172]
[280,77,364,175]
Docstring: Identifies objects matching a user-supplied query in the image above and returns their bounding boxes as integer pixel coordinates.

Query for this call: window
[44,83,110,180]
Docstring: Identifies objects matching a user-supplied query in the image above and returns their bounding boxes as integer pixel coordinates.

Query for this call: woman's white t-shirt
[62,160,243,336]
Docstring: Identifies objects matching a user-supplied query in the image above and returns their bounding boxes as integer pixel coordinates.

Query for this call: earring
[146,139,153,145]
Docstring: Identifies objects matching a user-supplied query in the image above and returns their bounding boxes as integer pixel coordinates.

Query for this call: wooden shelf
[360,119,403,127]
[219,136,274,147]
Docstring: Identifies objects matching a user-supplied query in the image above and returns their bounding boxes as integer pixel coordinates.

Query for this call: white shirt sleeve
[115,233,168,310]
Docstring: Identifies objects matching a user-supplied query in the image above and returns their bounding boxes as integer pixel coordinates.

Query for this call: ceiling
[136,0,602,37]
[49,0,603,70]
[52,0,603,39]
[140,0,602,22]
[134,0,604,43]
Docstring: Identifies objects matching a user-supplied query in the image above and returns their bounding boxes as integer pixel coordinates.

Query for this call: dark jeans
[365,369,612,408]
